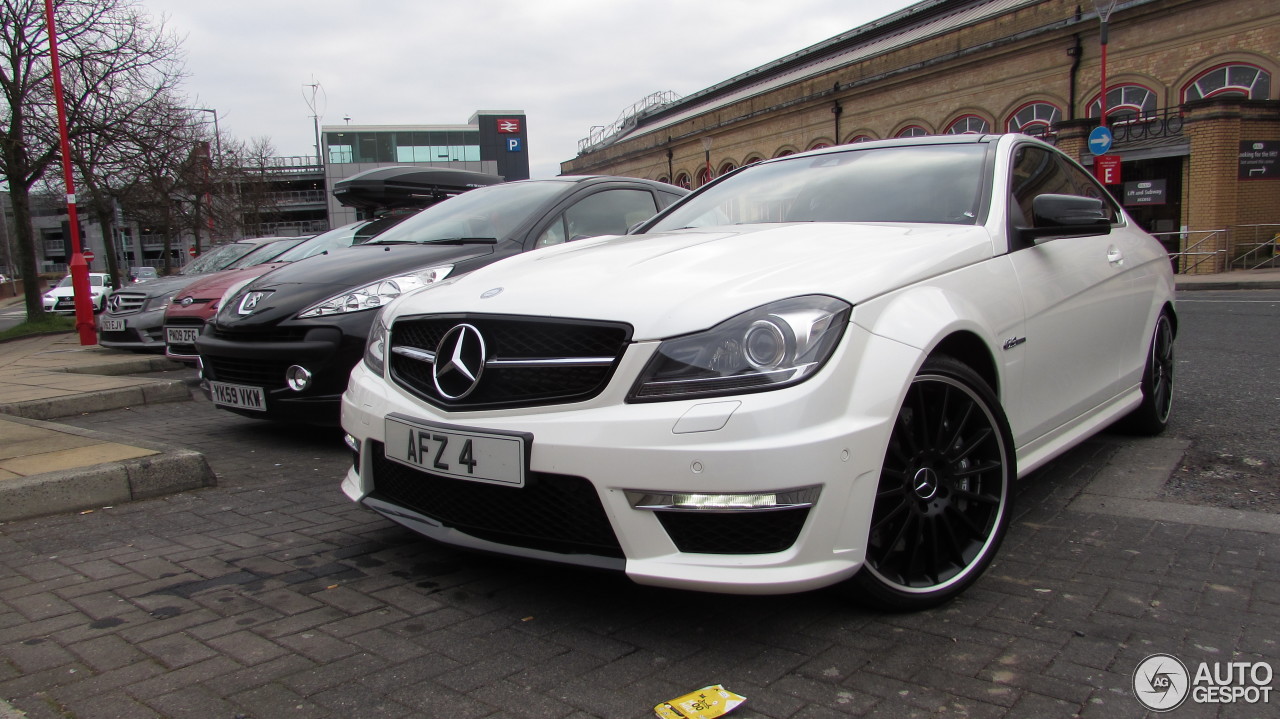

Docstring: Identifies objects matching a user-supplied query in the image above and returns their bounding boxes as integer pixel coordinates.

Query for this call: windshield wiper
[428,237,499,245]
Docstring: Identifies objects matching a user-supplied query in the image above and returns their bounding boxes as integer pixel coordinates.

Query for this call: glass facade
[325,130,482,164]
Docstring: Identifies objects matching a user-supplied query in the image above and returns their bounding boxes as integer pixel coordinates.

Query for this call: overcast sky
[140,0,918,179]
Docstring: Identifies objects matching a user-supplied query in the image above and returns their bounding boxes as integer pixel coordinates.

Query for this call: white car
[340,134,1176,610]
[43,272,113,314]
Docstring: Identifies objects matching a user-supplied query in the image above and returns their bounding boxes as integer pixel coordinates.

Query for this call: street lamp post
[43,0,95,344]
[1094,0,1118,128]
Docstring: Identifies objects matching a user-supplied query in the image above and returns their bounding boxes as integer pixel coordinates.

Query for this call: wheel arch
[929,330,1000,399]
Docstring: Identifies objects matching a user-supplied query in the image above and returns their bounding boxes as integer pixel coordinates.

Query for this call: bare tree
[0,0,183,317]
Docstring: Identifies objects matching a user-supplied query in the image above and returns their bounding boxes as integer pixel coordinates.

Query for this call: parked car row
[102,136,1179,611]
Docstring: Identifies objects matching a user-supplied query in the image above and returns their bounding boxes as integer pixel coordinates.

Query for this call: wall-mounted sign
[496,118,522,134]
[1124,179,1166,205]
[506,138,523,152]
[1239,141,1278,179]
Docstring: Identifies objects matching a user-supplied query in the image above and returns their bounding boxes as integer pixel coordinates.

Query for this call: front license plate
[210,381,266,411]
[384,414,530,487]
[166,326,200,345]
[101,318,125,332]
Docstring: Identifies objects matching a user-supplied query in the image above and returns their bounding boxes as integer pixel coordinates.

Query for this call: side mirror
[1017,194,1111,243]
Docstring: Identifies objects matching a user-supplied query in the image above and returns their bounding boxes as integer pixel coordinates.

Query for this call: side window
[535,217,567,248]
[536,190,659,248]
[1010,145,1075,227]
[562,189,659,242]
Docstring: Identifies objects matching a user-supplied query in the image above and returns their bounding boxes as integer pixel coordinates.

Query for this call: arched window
[895,125,929,138]
[696,167,712,187]
[718,161,736,176]
[743,155,765,166]
[1087,84,1157,123]
[945,115,990,134]
[774,149,795,158]
[1183,63,1271,102]
[847,135,874,143]
[808,142,831,151]
[1006,102,1062,137]
[674,173,691,189]
[656,176,670,185]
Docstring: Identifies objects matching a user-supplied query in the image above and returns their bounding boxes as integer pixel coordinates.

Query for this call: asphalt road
[1161,288,1280,511]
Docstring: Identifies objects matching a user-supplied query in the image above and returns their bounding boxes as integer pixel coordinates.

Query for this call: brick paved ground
[1,396,1277,718]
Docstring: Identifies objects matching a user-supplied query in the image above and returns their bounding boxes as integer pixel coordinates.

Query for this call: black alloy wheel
[1115,311,1175,436]
[848,355,1014,611]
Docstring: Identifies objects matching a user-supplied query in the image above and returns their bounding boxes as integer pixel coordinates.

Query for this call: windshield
[271,214,413,263]
[368,181,567,245]
[181,242,260,275]
[647,144,988,232]
[226,238,307,269]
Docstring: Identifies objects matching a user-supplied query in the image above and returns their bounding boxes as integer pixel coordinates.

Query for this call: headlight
[629,295,850,402]
[144,292,176,312]
[364,309,390,376]
[297,265,452,318]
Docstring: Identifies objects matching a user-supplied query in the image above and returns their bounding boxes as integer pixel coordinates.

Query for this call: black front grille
[390,315,630,411]
[211,326,311,342]
[369,441,623,558]
[656,509,810,555]
[205,356,290,388]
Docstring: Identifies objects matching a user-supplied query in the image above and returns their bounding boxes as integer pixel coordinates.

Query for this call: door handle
[1106,246,1124,266]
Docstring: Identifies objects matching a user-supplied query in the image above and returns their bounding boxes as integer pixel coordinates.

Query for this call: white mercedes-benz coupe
[340,134,1176,610]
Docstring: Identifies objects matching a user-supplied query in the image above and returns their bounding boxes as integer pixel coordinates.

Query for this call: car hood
[111,275,196,299]
[175,262,287,301]
[391,223,996,340]
[216,241,500,328]
[48,285,105,297]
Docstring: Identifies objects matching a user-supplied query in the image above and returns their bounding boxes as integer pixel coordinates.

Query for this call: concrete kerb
[0,414,216,523]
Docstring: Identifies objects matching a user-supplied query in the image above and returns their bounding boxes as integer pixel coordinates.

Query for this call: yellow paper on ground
[654,685,746,719]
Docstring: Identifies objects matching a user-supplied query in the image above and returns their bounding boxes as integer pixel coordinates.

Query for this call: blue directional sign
[1089,125,1114,155]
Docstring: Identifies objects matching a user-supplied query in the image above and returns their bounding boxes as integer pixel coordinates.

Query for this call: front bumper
[340,324,919,595]
[98,308,166,351]
[195,312,374,424]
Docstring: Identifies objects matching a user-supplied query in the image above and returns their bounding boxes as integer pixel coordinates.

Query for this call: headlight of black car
[629,295,850,402]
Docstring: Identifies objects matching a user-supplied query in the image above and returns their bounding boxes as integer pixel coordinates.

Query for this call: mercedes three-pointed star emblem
[432,324,487,400]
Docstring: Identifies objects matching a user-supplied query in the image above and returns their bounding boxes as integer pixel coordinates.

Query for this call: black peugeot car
[196,175,687,423]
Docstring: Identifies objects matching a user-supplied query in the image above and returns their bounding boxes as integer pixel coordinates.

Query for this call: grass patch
[0,312,77,341]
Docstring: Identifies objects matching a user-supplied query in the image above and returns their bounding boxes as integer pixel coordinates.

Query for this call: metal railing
[1155,229,1228,274]
[1230,224,1280,271]
[242,220,330,237]
[266,190,327,205]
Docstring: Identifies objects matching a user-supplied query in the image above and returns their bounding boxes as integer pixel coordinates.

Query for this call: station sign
[1124,179,1166,205]
[1094,154,1122,185]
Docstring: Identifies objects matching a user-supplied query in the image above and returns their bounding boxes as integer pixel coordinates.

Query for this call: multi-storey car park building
[560,0,1278,273]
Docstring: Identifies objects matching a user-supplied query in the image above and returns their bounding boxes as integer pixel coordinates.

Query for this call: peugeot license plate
[210,381,266,411]
[166,326,200,345]
[384,414,529,487]
[100,318,125,332]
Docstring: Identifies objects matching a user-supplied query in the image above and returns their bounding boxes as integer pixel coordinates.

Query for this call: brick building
[561,0,1279,273]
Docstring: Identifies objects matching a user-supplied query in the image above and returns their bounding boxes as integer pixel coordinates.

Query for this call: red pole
[1098,19,1109,129]
[44,0,96,345]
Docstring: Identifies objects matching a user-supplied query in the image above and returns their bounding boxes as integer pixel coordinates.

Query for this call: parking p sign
[507,137,523,152]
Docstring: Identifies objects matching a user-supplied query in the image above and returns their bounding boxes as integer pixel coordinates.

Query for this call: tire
[845,355,1015,611]
[1113,311,1174,436]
